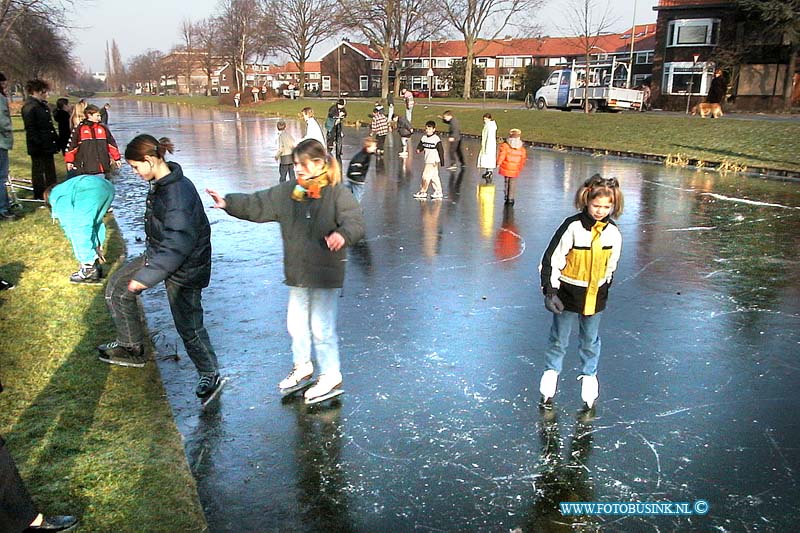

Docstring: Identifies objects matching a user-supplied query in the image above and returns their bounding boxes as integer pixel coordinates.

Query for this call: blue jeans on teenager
[105,255,219,375]
[345,180,365,203]
[287,287,340,375]
[543,310,603,376]
[0,149,10,214]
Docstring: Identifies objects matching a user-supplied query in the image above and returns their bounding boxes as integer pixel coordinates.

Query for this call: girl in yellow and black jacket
[538,174,624,411]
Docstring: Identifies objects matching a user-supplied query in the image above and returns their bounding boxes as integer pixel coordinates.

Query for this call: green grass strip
[0,118,207,531]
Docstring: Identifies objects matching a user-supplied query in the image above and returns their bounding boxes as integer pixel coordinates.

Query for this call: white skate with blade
[279,362,315,397]
[304,372,344,405]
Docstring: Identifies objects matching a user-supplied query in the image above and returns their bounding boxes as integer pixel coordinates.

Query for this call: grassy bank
[0,119,207,531]
[130,94,800,174]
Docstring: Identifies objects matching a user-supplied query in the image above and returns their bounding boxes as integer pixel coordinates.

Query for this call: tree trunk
[584,52,591,114]
[381,53,390,100]
[463,42,474,100]
[299,65,306,98]
[783,42,798,110]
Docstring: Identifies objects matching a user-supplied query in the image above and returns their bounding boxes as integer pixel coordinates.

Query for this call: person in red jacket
[64,104,122,177]
[496,128,528,206]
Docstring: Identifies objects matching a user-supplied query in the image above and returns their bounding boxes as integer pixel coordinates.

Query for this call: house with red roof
[317,27,657,98]
[651,0,798,110]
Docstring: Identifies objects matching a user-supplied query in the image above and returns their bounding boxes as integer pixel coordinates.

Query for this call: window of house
[475,58,488,68]
[500,74,516,91]
[667,18,720,47]
[411,76,428,91]
[322,76,331,92]
[636,51,654,64]
[632,74,649,87]
[662,62,713,95]
[435,59,450,68]
[434,77,449,91]
[222,74,227,81]
[359,76,368,91]
[482,76,495,92]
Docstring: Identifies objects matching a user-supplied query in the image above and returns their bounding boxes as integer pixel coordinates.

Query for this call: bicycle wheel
[524,93,534,109]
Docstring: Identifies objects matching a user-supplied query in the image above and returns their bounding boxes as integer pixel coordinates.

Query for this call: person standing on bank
[206,139,365,404]
[477,113,497,183]
[0,72,16,220]
[538,174,623,412]
[98,135,223,405]
[706,68,727,105]
[21,79,58,200]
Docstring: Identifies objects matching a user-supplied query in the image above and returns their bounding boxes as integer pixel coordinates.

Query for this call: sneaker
[304,371,343,401]
[279,361,314,390]
[69,262,101,284]
[578,375,599,409]
[196,373,221,398]
[539,369,559,403]
[413,191,428,199]
[0,278,14,291]
[430,192,444,200]
[97,341,145,367]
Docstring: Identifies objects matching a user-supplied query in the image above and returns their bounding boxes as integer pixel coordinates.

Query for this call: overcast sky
[72,0,658,72]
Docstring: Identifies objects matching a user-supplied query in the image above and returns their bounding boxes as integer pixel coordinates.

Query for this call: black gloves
[544,294,565,314]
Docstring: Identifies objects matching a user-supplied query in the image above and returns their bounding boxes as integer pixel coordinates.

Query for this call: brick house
[651,0,798,110]
[317,27,656,99]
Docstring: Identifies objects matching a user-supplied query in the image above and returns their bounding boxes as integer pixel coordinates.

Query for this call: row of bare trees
[0,0,75,89]
[120,0,544,100]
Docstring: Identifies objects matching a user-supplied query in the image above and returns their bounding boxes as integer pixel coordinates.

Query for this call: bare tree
[194,18,220,96]
[263,0,342,97]
[216,0,269,92]
[1,0,75,46]
[179,19,196,94]
[111,39,125,92]
[393,0,446,98]
[104,41,112,90]
[339,0,396,99]
[439,0,543,100]
[558,0,616,113]
[1,6,73,85]
[128,49,165,94]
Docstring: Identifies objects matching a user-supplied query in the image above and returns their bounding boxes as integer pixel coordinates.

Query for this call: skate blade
[280,379,315,397]
[304,388,344,405]
[200,378,228,408]
[539,397,554,411]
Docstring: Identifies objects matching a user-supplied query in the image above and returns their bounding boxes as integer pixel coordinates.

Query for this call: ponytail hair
[575,173,624,217]
[292,139,342,185]
[125,134,175,162]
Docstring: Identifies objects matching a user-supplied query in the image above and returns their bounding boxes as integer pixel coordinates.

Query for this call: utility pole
[626,0,638,88]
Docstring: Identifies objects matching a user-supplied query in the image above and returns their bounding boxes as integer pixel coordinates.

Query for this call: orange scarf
[292,170,329,202]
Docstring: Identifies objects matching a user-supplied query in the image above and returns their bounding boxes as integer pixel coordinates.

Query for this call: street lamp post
[506,68,513,102]
[427,39,433,101]
[685,53,700,114]
[337,42,341,98]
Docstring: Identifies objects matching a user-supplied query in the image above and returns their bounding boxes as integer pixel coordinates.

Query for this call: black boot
[98,341,146,368]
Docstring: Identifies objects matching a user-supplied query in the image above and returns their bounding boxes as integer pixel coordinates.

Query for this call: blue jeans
[346,180,365,203]
[279,163,295,183]
[287,287,340,375]
[0,149,10,213]
[543,310,603,376]
[105,255,219,375]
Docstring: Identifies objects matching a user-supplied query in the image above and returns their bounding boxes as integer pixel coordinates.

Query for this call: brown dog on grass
[691,102,723,118]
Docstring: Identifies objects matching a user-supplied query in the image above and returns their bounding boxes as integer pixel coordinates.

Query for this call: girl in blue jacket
[98,134,222,405]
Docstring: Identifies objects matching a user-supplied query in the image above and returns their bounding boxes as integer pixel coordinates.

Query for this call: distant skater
[477,113,497,182]
[496,128,528,205]
[346,136,377,203]
[538,174,624,411]
[275,120,296,183]
[300,107,326,148]
[413,120,444,200]
[369,104,389,155]
[441,110,464,170]
[392,114,413,157]
[206,139,364,404]
[98,135,223,407]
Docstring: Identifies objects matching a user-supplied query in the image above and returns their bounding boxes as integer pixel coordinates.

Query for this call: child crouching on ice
[538,174,623,411]
[206,139,365,403]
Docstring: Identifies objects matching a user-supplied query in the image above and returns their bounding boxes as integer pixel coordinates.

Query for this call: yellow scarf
[292,170,329,202]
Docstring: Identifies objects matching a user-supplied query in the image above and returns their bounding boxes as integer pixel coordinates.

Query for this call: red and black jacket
[64,120,120,174]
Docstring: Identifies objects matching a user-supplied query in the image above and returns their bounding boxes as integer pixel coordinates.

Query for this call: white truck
[534,59,644,112]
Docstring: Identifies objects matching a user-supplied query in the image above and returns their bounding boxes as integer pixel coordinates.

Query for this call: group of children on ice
[43,93,624,411]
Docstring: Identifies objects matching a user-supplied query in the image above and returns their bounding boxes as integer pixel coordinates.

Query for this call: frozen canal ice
[108,100,800,532]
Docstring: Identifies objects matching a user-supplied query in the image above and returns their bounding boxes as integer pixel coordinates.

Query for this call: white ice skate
[279,361,314,396]
[304,371,344,405]
[578,374,599,409]
[539,369,559,409]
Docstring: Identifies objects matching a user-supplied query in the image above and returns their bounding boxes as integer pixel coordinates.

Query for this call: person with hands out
[206,139,364,404]
[538,174,623,412]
